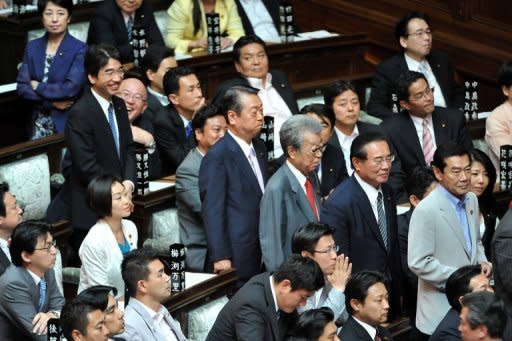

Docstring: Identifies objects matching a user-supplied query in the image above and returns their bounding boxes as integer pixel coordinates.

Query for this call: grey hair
[462,291,507,338]
[280,115,322,156]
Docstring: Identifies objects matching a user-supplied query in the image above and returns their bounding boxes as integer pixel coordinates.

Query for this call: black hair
[38,0,73,16]
[405,166,436,199]
[299,103,335,129]
[293,307,335,340]
[232,35,267,63]
[497,60,512,88]
[291,222,335,254]
[445,265,482,312]
[394,11,431,45]
[162,66,195,96]
[350,132,390,166]
[85,44,121,78]
[76,285,118,308]
[470,149,497,212]
[273,254,324,292]
[10,220,51,267]
[396,71,429,103]
[122,248,162,298]
[86,174,123,219]
[191,104,224,143]
[323,80,358,112]
[462,291,507,338]
[431,142,471,173]
[345,270,389,315]
[192,0,203,36]
[140,45,175,85]
[218,85,259,120]
[0,182,9,217]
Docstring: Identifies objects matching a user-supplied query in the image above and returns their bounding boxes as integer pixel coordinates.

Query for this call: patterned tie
[38,278,47,311]
[376,192,389,250]
[107,103,120,156]
[305,177,319,220]
[248,147,265,192]
[127,16,134,42]
[185,121,193,138]
[422,118,434,165]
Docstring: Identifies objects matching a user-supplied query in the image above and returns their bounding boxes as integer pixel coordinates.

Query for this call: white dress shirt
[409,113,437,150]
[354,173,383,223]
[0,238,10,262]
[237,0,280,42]
[140,303,179,341]
[91,88,119,141]
[404,53,447,108]
[334,125,359,175]
[286,160,307,195]
[353,316,378,339]
[147,86,170,106]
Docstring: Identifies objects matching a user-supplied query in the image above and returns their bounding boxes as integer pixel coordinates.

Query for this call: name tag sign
[206,13,221,55]
[169,243,186,293]
[279,2,295,43]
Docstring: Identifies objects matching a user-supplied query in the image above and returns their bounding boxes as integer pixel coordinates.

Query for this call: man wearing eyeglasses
[321,132,402,320]
[66,44,136,265]
[367,11,463,120]
[0,221,64,340]
[381,71,472,202]
[408,142,491,340]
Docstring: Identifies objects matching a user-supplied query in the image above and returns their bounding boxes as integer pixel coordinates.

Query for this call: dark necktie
[127,16,134,42]
[107,103,120,156]
[376,192,388,250]
[38,278,47,311]
[185,121,193,138]
[305,177,319,220]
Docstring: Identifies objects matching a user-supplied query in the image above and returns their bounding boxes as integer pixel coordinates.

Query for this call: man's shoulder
[0,266,29,288]
[377,53,405,72]
[428,49,450,63]
[433,106,464,121]
[176,149,201,175]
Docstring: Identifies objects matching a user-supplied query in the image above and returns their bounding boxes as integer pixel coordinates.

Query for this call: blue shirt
[439,185,472,255]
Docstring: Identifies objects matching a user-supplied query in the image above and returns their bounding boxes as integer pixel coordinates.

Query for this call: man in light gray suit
[176,104,227,272]
[119,249,187,340]
[259,115,323,271]
[408,142,491,339]
[0,221,64,340]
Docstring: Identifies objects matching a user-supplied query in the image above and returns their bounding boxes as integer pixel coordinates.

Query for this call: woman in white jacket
[78,174,138,300]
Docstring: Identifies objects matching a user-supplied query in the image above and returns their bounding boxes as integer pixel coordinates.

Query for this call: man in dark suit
[339,271,393,341]
[0,182,23,277]
[234,0,280,41]
[199,85,268,284]
[212,35,299,159]
[176,104,227,272]
[0,221,64,341]
[321,132,402,318]
[154,66,205,175]
[367,11,463,120]
[259,115,322,271]
[87,0,164,64]
[66,44,136,262]
[381,71,472,203]
[207,255,324,341]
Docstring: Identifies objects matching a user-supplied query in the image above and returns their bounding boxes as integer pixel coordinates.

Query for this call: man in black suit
[87,0,164,64]
[321,132,402,318]
[0,182,23,277]
[339,271,393,341]
[367,11,463,120]
[212,35,299,159]
[234,0,280,41]
[207,255,324,341]
[381,71,472,201]
[154,66,205,175]
[66,44,136,262]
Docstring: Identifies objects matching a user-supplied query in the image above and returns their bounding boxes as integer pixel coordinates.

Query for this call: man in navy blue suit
[199,85,268,285]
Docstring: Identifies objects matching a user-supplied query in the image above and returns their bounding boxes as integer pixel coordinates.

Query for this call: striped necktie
[422,118,434,164]
[376,192,389,250]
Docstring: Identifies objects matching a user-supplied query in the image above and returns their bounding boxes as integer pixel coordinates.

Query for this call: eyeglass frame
[405,29,433,39]
[118,89,147,103]
[409,86,435,102]
[34,240,57,252]
[311,244,339,254]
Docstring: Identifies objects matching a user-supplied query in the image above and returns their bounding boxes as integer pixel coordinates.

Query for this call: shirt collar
[228,130,254,158]
[409,113,433,129]
[133,297,166,320]
[334,124,359,143]
[286,160,308,187]
[246,72,272,90]
[354,172,381,204]
[27,268,42,286]
[438,184,467,209]
[90,88,112,114]
[352,316,377,339]
[269,275,279,313]
[147,87,169,106]
[404,52,427,72]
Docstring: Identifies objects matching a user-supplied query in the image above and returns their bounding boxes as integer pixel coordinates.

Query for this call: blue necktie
[185,121,193,138]
[38,278,46,311]
[127,16,134,42]
[108,103,120,156]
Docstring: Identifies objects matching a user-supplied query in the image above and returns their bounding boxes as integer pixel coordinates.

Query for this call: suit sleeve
[79,236,111,288]
[143,1,164,45]
[367,63,396,120]
[176,162,202,214]
[154,118,187,174]
[47,269,65,313]
[122,121,137,185]
[16,46,43,102]
[199,152,232,262]
[453,109,473,151]
[166,0,192,53]
[259,186,285,272]
[492,218,512,306]
[320,194,350,257]
[234,304,269,340]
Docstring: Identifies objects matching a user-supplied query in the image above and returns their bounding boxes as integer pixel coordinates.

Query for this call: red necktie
[305,178,319,220]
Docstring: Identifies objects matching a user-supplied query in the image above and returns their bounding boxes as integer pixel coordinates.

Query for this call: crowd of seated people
[3,1,512,339]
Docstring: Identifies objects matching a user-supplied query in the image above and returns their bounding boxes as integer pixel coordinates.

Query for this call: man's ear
[21,250,32,264]
[168,93,179,106]
[399,99,411,111]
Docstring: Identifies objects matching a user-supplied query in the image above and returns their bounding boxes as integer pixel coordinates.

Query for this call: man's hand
[481,261,492,277]
[213,259,232,274]
[131,125,154,146]
[30,80,40,91]
[32,311,56,335]
[327,254,352,292]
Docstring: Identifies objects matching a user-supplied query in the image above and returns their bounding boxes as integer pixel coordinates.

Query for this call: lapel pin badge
[470,210,473,215]
[442,123,446,127]
[280,83,285,88]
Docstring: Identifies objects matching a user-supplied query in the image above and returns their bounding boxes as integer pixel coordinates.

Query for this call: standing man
[66,44,136,262]
[0,221,64,340]
[367,11,462,120]
[234,0,281,42]
[154,66,205,175]
[0,182,23,276]
[176,104,227,272]
[321,132,402,318]
[199,85,268,284]
[87,0,164,64]
[259,115,323,271]
[408,142,490,339]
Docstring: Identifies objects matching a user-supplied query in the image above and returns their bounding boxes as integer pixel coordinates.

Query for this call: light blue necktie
[108,103,120,156]
[38,278,46,311]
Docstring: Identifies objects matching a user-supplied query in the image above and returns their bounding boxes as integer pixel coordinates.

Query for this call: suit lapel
[34,37,47,81]
[284,165,317,222]
[400,112,425,165]
[466,198,478,262]
[0,248,9,270]
[226,134,263,195]
[263,277,281,340]
[348,317,374,340]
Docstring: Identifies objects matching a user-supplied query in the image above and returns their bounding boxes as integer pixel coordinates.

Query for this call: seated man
[234,0,280,42]
[431,265,493,340]
[140,45,178,123]
[119,249,186,340]
[382,71,471,201]
[212,35,299,159]
[176,104,227,272]
[367,11,462,120]
[459,292,506,341]
[0,182,23,276]
[485,60,512,173]
[87,0,164,64]
[293,307,340,341]
[292,222,351,324]
[338,270,393,340]
[0,221,64,340]
[207,255,324,340]
[259,115,323,271]
[154,66,205,175]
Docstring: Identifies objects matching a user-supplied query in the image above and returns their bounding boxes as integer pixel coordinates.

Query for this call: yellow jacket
[166,0,245,53]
